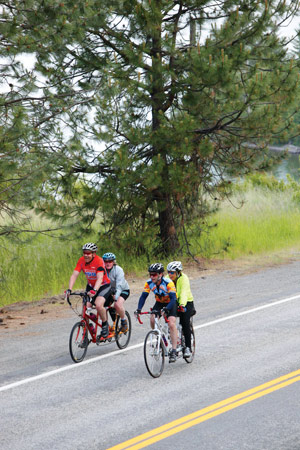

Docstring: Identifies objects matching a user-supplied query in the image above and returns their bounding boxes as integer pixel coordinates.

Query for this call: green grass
[0,236,81,306]
[0,237,150,307]
[0,214,151,307]
[198,187,300,259]
[2,179,300,307]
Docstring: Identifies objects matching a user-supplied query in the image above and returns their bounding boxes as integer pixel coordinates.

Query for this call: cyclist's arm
[166,291,177,312]
[137,291,149,310]
[68,270,80,291]
[93,271,104,292]
[177,276,191,307]
[114,266,126,300]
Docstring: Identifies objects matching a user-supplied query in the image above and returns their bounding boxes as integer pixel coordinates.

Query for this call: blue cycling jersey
[137,276,177,311]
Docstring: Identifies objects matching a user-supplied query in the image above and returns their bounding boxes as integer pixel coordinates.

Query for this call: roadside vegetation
[199,173,300,259]
[2,2,300,258]
[2,173,300,307]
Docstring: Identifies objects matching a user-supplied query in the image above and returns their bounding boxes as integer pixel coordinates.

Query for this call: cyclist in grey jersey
[107,264,130,299]
[103,252,130,332]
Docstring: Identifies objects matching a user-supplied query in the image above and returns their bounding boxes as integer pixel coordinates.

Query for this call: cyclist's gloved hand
[64,289,71,299]
[178,305,186,313]
[134,309,141,317]
[88,290,96,297]
[162,307,170,317]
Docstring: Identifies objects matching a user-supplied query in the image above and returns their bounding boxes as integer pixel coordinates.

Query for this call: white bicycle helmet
[167,261,183,272]
[82,242,98,252]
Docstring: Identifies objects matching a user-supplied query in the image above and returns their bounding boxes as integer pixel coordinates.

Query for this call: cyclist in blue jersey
[135,263,178,363]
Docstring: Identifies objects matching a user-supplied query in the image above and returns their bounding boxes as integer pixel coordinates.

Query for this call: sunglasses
[83,251,92,255]
[168,271,176,274]
[105,260,114,263]
[149,273,158,277]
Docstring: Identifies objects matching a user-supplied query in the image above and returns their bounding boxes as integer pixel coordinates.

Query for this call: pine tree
[0,5,44,237]
[2,0,300,254]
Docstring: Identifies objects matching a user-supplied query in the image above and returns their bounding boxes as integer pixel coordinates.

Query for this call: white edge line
[1,293,300,393]
[0,343,143,393]
[194,293,300,330]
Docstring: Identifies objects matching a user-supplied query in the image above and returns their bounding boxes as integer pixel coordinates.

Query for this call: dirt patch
[0,278,147,334]
[0,295,69,333]
[1,250,299,334]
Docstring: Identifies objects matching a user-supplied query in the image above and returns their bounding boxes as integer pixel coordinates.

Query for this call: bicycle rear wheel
[144,330,165,378]
[69,321,89,363]
[115,311,132,349]
[184,322,195,364]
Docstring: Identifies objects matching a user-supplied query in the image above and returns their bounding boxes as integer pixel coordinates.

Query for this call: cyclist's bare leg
[94,296,107,322]
[114,296,126,320]
[150,314,155,330]
[168,316,178,350]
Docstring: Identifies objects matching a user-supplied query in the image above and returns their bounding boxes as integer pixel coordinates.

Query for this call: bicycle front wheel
[115,311,132,349]
[69,321,88,363]
[144,331,165,378]
[184,322,195,364]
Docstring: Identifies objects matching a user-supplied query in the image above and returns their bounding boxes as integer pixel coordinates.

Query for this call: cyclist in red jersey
[65,243,112,338]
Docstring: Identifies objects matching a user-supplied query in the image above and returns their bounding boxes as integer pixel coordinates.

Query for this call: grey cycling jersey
[106,264,130,299]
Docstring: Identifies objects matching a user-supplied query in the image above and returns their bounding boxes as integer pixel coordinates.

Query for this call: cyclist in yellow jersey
[167,261,196,358]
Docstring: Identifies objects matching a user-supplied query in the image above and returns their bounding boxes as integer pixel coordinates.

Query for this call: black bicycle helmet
[148,263,164,274]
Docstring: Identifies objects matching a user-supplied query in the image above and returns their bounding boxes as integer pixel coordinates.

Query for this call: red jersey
[74,255,110,287]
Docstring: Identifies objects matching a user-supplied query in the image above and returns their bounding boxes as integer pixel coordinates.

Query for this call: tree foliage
[0,2,67,238]
[1,0,300,254]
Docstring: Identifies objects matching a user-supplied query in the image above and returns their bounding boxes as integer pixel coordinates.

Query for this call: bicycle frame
[137,309,192,359]
[68,292,117,343]
[137,310,170,356]
[67,291,132,363]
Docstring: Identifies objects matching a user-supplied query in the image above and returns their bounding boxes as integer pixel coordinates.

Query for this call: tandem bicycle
[67,291,132,363]
[136,308,195,378]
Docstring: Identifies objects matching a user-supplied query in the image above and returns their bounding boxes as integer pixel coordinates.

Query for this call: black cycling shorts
[86,283,112,306]
[107,289,130,306]
[152,300,177,318]
[118,289,130,300]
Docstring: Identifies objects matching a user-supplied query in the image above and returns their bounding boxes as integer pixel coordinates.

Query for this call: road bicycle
[67,291,131,363]
[136,309,195,378]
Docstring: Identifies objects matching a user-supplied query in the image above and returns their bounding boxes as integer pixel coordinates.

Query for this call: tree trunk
[157,194,180,256]
[149,4,180,256]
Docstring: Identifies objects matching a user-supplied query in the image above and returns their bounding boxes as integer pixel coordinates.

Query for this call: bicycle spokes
[69,322,89,363]
[144,331,165,378]
[115,311,131,349]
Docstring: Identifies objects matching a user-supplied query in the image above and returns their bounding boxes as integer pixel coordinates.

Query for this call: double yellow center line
[107,368,300,450]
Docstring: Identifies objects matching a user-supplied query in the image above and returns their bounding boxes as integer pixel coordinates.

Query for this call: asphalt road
[1,259,300,450]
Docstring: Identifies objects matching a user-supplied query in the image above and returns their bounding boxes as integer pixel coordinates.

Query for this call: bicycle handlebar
[69,292,87,297]
[66,291,115,311]
[135,311,148,324]
[136,310,169,325]
[66,291,90,306]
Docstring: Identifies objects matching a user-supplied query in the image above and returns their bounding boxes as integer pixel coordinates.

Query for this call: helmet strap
[156,274,163,285]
